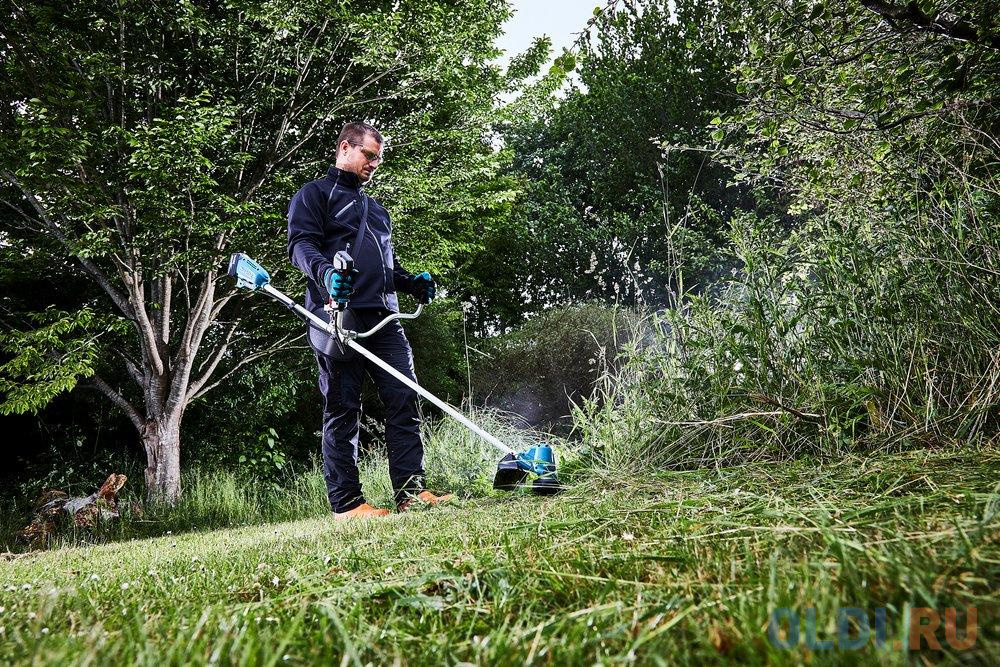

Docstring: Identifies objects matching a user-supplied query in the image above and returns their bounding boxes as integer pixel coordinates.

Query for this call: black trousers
[315,309,425,512]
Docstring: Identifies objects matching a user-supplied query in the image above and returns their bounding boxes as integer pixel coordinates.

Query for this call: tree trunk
[142,417,182,504]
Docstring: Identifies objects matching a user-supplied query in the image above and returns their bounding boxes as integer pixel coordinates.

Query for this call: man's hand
[412,272,436,304]
[323,266,357,304]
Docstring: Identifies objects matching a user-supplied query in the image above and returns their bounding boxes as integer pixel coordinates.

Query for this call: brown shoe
[398,490,455,512]
[334,503,390,521]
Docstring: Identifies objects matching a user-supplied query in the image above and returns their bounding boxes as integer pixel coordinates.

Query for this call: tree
[0,0,513,502]
[722,0,999,212]
[710,0,1000,446]
[465,0,746,332]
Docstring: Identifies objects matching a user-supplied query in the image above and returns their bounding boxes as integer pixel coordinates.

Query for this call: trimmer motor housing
[228,253,270,290]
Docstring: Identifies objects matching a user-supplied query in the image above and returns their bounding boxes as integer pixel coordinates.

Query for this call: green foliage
[504,36,554,82]
[0,308,122,414]
[400,298,469,402]
[568,0,1000,469]
[721,0,1000,213]
[6,0,1000,530]
[237,428,288,478]
[182,351,319,474]
[8,420,142,502]
[577,194,1000,467]
[0,0,521,498]
[472,0,746,330]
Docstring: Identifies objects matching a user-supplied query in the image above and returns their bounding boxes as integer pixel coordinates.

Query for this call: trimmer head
[493,444,564,495]
[529,475,563,496]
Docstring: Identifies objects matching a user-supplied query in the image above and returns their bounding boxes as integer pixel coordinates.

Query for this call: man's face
[336,134,384,183]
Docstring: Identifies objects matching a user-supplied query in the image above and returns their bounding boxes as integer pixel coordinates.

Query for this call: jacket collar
[327,165,362,190]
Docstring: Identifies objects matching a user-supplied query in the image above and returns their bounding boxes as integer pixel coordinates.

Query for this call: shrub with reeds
[574,189,1000,471]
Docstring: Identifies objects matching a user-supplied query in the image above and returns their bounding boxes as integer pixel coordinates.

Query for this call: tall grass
[573,187,1000,471]
[137,465,330,532]
[7,464,332,550]
[356,404,570,507]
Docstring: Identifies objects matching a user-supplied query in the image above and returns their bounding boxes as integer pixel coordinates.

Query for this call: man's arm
[392,254,418,296]
[394,256,436,303]
[287,183,333,287]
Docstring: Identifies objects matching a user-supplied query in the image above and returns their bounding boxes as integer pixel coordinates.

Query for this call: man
[288,122,452,520]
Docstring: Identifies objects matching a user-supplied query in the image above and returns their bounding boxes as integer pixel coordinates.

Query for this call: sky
[494,0,600,65]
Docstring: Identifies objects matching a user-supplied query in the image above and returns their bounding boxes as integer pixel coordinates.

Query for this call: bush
[575,195,1000,472]
[471,303,638,431]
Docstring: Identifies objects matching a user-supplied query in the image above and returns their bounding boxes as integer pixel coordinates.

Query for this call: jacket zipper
[358,192,389,309]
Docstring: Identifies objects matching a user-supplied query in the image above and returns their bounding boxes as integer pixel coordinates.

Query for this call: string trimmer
[227,252,563,496]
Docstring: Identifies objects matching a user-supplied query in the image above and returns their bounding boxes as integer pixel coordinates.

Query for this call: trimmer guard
[493,453,530,490]
[493,445,563,495]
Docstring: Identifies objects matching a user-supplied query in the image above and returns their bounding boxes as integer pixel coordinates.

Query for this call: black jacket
[287,166,418,312]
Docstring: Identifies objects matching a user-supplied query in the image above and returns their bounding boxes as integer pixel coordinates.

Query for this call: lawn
[1,448,997,665]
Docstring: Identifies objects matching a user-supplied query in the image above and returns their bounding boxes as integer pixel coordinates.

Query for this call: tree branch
[188,333,300,402]
[160,274,172,346]
[166,271,216,414]
[1,170,133,319]
[860,1,1000,49]
[121,267,165,377]
[110,347,144,389]
[751,393,826,425]
[185,318,242,398]
[273,19,330,155]
[86,373,144,432]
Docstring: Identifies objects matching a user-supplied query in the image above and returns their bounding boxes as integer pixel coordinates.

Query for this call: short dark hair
[337,122,382,147]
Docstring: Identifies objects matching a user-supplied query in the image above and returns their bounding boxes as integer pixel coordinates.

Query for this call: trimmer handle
[330,250,355,311]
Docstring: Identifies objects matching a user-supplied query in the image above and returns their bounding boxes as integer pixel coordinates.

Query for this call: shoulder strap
[325,181,370,263]
[350,194,370,258]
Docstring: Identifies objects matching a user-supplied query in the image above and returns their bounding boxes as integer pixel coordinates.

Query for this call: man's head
[335,122,384,183]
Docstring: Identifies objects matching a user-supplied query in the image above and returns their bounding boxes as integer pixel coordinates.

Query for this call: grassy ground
[0,448,997,665]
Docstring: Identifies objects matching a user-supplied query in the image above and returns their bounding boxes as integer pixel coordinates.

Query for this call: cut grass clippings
[0,447,997,665]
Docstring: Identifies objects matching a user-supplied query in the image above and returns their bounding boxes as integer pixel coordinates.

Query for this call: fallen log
[20,474,127,549]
